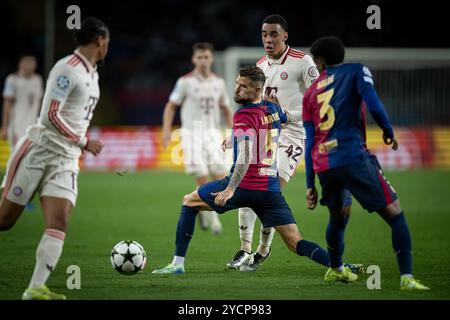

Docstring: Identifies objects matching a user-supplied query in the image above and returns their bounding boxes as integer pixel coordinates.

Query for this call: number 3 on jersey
[317,88,335,131]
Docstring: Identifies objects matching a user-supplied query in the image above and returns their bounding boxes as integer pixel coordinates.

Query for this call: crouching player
[152,66,362,275]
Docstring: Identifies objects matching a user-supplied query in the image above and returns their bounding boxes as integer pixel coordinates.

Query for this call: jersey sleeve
[301,89,313,122]
[273,102,288,124]
[233,110,258,143]
[168,78,187,105]
[302,88,316,187]
[41,64,87,148]
[2,75,15,99]
[356,65,394,139]
[356,64,375,95]
[299,54,319,89]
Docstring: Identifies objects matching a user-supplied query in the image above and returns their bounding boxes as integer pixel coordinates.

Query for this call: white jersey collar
[267,45,290,66]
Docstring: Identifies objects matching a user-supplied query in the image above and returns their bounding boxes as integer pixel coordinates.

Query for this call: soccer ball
[111,240,147,275]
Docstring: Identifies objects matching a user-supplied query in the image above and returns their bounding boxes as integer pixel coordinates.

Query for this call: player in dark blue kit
[152,66,362,275]
[302,36,430,290]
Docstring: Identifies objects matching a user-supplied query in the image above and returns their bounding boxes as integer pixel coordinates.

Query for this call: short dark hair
[73,17,109,46]
[310,36,345,65]
[192,42,214,53]
[238,66,266,88]
[262,14,288,32]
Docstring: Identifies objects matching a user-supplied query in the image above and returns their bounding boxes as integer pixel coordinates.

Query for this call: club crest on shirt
[13,186,23,196]
[56,76,70,90]
[308,66,319,78]
[280,71,288,80]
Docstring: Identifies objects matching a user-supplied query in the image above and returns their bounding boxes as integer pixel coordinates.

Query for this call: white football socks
[238,207,257,253]
[172,256,185,266]
[28,229,65,289]
[257,226,275,257]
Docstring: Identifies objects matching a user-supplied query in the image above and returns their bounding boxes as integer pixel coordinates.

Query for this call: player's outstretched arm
[361,89,398,150]
[213,139,253,207]
[162,101,179,148]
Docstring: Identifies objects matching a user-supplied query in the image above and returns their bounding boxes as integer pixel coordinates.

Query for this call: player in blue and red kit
[152,66,362,275]
[303,36,430,290]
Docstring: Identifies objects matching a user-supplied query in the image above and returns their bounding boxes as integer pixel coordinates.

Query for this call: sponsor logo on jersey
[280,71,288,80]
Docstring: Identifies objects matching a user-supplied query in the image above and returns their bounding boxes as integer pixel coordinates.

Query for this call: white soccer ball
[111,240,147,275]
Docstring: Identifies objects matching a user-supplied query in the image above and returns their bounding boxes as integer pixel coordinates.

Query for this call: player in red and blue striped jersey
[152,66,363,275]
[302,36,430,290]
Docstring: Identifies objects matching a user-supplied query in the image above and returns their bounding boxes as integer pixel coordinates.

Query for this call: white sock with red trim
[28,229,65,289]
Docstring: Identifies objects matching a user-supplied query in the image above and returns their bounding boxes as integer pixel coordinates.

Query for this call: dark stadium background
[0,0,448,127]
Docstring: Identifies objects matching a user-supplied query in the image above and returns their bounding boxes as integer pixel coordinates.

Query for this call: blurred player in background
[153,66,362,275]
[162,42,233,234]
[0,17,109,299]
[1,55,43,150]
[228,14,320,271]
[303,36,429,290]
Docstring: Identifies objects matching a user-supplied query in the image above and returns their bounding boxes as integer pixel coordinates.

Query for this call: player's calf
[0,197,25,231]
[275,224,331,267]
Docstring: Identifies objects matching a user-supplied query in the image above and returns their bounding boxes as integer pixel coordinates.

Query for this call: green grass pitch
[0,170,449,300]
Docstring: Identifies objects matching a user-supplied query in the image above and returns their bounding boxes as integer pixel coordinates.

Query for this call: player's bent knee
[0,218,14,231]
[0,199,24,231]
[182,191,205,209]
[379,199,402,220]
[182,192,196,206]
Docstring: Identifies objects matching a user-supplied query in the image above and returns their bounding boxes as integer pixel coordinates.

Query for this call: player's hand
[162,129,171,149]
[212,188,234,207]
[265,91,280,106]
[85,139,103,156]
[0,127,7,140]
[383,134,398,151]
[306,187,318,210]
[221,136,232,152]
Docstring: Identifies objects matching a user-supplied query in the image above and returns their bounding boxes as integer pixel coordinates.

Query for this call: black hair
[310,36,345,65]
[192,42,214,53]
[73,17,109,46]
[262,14,288,32]
[238,66,266,88]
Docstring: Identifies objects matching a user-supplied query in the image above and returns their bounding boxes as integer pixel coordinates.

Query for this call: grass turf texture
[0,170,449,300]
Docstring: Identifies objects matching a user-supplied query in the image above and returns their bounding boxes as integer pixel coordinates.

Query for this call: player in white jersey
[228,14,320,271]
[1,55,43,150]
[162,42,232,234]
[0,17,109,300]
